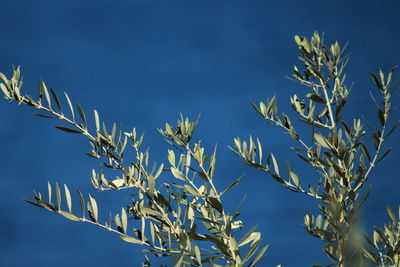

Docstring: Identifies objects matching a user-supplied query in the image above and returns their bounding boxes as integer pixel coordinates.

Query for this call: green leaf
[238,225,258,247]
[0,83,10,98]
[33,113,57,119]
[243,239,261,263]
[76,103,87,128]
[64,184,72,212]
[360,143,371,162]
[168,150,175,166]
[314,133,331,149]
[148,175,155,196]
[270,153,280,176]
[64,92,75,122]
[153,163,163,179]
[194,245,202,266]
[88,194,98,222]
[184,184,200,197]
[55,182,61,210]
[385,120,400,138]
[94,109,100,132]
[289,171,300,187]
[371,72,383,91]
[376,148,392,164]
[55,126,82,134]
[249,244,269,266]
[41,80,51,109]
[171,167,188,182]
[50,87,62,113]
[221,176,242,195]
[120,235,142,244]
[306,93,326,104]
[207,197,223,213]
[47,181,52,204]
[121,208,127,234]
[77,189,85,218]
[60,211,80,221]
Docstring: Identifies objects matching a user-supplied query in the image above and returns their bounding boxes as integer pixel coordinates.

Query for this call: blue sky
[1,1,400,266]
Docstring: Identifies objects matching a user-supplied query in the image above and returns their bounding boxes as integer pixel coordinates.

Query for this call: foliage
[230,32,400,266]
[0,69,267,266]
[1,32,399,266]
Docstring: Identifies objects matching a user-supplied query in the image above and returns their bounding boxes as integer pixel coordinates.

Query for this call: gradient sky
[1,1,400,266]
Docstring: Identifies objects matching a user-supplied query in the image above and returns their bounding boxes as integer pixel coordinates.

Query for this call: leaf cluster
[0,72,269,266]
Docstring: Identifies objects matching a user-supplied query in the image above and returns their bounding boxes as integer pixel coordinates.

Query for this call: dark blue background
[1,1,399,266]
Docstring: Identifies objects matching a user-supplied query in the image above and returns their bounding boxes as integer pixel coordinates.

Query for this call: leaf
[0,83,10,98]
[243,239,261,263]
[77,190,85,218]
[64,184,72,212]
[50,87,62,113]
[184,185,200,197]
[314,133,331,149]
[41,80,51,109]
[376,148,392,164]
[306,93,326,104]
[168,150,175,166]
[121,208,128,234]
[221,176,242,195]
[270,153,280,176]
[55,182,61,210]
[33,113,57,119]
[249,244,269,266]
[386,206,397,224]
[378,109,385,126]
[238,225,258,247]
[88,194,98,222]
[55,126,82,134]
[194,245,202,266]
[289,171,300,187]
[207,197,223,213]
[385,120,400,138]
[76,103,87,128]
[120,235,142,244]
[360,143,371,162]
[60,211,80,221]
[47,181,52,204]
[372,131,380,150]
[153,163,163,179]
[171,167,188,182]
[148,175,155,196]
[257,138,263,163]
[94,109,100,132]
[64,92,75,122]
[208,145,217,179]
[371,72,383,91]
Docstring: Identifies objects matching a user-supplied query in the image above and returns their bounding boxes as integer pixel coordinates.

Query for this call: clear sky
[1,1,400,266]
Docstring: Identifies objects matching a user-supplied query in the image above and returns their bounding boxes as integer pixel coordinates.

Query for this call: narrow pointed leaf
[60,211,80,221]
[77,190,85,218]
[64,184,72,212]
[64,92,75,122]
[88,194,98,222]
[120,235,142,244]
[94,109,100,132]
[76,103,87,128]
[121,208,128,234]
[50,87,62,113]
[55,182,61,210]
[55,126,82,134]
